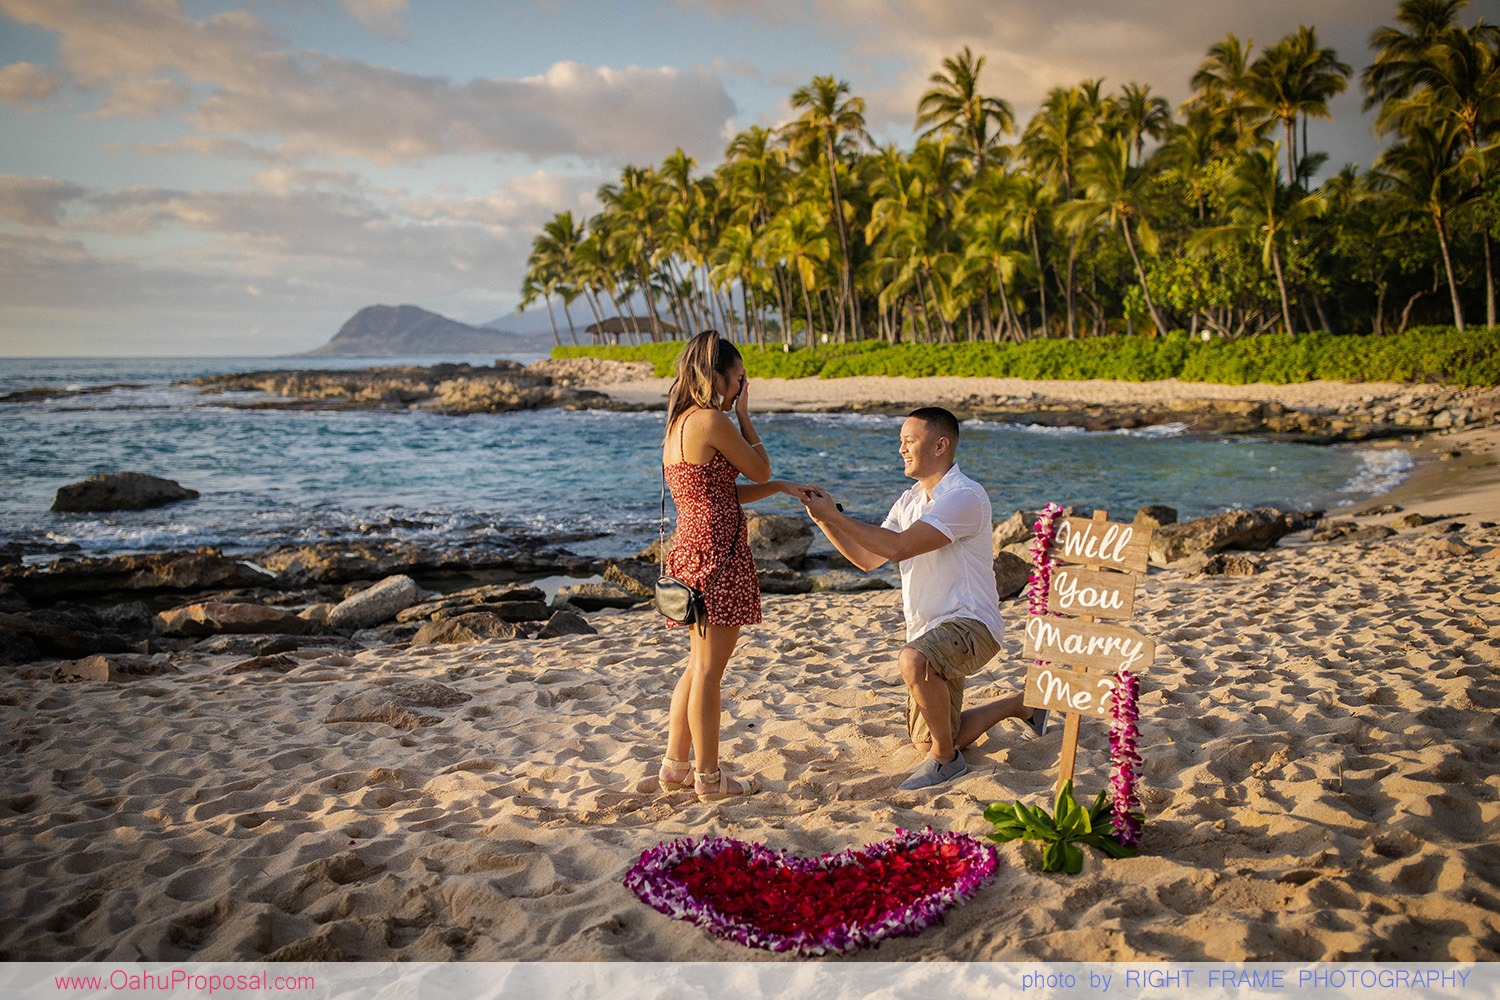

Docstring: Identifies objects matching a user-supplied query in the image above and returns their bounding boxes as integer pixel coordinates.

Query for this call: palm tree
[1371,17,1500,324]
[759,201,834,346]
[1371,119,1484,330]
[1186,32,1258,142]
[1363,0,1470,110]
[915,46,1015,171]
[1056,136,1168,333]
[1188,143,1328,334]
[521,211,586,345]
[786,75,869,340]
[596,166,670,340]
[1115,83,1173,167]
[1023,85,1104,336]
[1245,26,1352,187]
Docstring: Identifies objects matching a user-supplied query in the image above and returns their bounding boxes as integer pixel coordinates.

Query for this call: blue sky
[0,0,1476,356]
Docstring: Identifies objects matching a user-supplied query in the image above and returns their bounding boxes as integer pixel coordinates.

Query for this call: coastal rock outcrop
[1150,508,1297,565]
[51,653,177,683]
[993,551,1032,601]
[411,613,527,645]
[536,608,596,637]
[252,539,584,587]
[746,513,814,568]
[394,584,551,623]
[190,364,608,415]
[1,547,275,601]
[155,601,314,637]
[0,608,131,664]
[327,575,419,630]
[323,690,439,730]
[554,582,641,610]
[52,472,199,512]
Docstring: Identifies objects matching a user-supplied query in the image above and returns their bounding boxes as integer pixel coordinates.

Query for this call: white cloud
[1,0,738,166]
[84,76,191,118]
[0,61,66,105]
[343,0,408,39]
[0,175,88,225]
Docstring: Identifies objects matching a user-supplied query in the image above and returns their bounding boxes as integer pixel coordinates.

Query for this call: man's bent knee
[898,647,929,685]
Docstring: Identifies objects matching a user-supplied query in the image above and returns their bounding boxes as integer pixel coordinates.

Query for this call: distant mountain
[304,304,555,357]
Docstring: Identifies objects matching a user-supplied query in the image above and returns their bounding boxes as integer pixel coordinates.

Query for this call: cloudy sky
[0,0,1478,356]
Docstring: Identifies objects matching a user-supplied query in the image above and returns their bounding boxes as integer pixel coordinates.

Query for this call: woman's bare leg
[686,624,740,775]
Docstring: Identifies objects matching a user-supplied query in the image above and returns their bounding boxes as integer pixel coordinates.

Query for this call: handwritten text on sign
[1052,517,1151,574]
[1025,663,1116,718]
[1024,615,1156,673]
[1048,566,1135,620]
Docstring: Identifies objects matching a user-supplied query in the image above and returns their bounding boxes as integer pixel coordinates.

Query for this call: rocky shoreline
[178,360,1500,443]
[6,493,1485,677]
[4,360,1496,676]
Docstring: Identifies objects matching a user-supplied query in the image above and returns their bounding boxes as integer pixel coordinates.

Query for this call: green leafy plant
[554,325,1500,387]
[983,780,1139,874]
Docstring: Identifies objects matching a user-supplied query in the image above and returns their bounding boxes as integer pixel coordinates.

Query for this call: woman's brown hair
[665,330,741,436]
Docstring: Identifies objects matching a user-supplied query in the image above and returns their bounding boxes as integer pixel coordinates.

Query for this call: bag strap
[660,412,744,590]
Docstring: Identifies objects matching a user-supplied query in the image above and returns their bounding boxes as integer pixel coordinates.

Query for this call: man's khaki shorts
[905,617,1002,745]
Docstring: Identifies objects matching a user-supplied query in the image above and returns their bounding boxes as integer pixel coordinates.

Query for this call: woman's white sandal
[658,756,692,792]
[694,767,758,802]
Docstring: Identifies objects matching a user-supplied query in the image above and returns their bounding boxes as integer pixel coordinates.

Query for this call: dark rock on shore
[2,547,274,601]
[1150,508,1299,565]
[52,472,199,512]
[52,653,178,683]
[0,608,132,664]
[555,582,641,610]
[395,584,550,623]
[412,613,528,645]
[537,608,596,638]
[154,601,315,637]
[946,386,1500,442]
[252,538,585,587]
[190,363,609,415]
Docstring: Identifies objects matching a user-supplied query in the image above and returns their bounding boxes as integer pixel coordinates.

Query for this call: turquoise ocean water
[0,357,1412,563]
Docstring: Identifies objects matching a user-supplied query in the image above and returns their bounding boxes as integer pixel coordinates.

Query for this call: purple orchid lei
[1108,668,1143,846]
[622,827,999,956]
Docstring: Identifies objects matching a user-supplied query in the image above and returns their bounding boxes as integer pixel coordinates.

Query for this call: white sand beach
[1,376,1497,962]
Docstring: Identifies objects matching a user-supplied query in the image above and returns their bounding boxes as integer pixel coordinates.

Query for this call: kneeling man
[800,407,1046,790]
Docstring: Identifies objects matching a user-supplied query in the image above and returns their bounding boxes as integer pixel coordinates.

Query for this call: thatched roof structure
[584,315,681,342]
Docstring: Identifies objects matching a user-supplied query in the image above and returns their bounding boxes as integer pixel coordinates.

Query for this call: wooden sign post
[1022,510,1155,791]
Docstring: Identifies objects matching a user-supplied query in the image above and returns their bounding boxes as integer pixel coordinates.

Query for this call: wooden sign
[1048,566,1135,620]
[1025,663,1117,719]
[1052,517,1151,574]
[1023,614,1156,674]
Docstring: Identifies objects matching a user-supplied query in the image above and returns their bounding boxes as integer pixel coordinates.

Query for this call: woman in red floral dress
[658,331,808,802]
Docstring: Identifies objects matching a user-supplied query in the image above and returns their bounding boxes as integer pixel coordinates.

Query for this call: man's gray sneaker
[1026,708,1049,739]
[898,751,970,790]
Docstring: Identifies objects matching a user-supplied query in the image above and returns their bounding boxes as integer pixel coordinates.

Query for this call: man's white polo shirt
[881,463,1005,645]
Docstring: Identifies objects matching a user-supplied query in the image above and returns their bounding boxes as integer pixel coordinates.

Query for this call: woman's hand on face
[733,373,751,416]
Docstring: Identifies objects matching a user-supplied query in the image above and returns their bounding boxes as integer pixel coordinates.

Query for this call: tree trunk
[1313,293,1332,335]
[1485,230,1496,327]
[1028,225,1049,338]
[1064,239,1079,339]
[1284,117,1297,189]
[543,294,562,346]
[1435,213,1466,332]
[1271,245,1295,336]
[824,133,860,342]
[1120,219,1166,335]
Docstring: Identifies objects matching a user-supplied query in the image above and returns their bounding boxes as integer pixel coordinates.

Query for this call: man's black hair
[908,406,960,445]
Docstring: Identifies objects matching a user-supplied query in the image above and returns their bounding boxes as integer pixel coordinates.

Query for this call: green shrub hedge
[552,326,1499,387]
